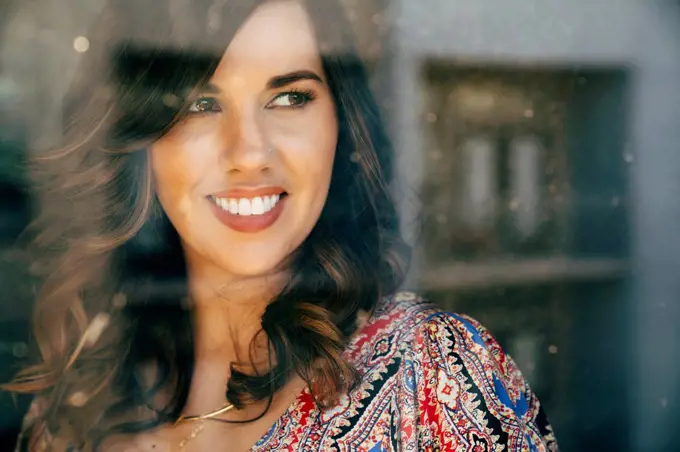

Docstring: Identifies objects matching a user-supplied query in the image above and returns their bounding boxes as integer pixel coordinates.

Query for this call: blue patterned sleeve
[413,312,559,451]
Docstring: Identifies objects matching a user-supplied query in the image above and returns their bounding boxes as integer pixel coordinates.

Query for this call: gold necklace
[176,403,235,449]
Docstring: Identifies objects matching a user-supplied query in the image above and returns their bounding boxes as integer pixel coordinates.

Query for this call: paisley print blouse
[17,292,559,451]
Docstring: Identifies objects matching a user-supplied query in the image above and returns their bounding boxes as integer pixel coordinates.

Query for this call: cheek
[149,133,216,218]
[150,152,190,222]
[275,109,338,189]
[311,115,339,186]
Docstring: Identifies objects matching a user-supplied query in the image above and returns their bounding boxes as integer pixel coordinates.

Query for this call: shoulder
[352,291,511,385]
[365,292,559,451]
[412,310,530,414]
[414,310,516,385]
[368,292,511,366]
[371,291,440,328]
[362,292,501,360]
[399,300,537,424]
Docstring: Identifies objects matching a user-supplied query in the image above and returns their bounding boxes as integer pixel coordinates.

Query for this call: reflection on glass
[458,136,497,231]
[509,135,542,239]
[509,332,541,389]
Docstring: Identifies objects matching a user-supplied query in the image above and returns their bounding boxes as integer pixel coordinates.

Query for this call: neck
[185,250,288,367]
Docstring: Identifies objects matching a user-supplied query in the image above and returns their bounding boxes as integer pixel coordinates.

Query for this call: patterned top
[17,292,559,451]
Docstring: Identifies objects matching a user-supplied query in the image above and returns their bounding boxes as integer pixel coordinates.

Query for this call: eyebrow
[199,70,324,95]
[267,70,324,89]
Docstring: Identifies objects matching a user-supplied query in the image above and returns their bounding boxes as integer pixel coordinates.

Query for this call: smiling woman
[3,0,558,451]
[149,5,339,278]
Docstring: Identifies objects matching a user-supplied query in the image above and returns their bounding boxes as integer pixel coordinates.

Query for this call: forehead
[213,0,322,79]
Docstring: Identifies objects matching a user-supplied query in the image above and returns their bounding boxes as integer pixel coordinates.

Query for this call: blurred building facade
[375,1,680,451]
[1,1,680,451]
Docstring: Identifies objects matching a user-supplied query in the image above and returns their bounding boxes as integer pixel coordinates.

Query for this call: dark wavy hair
[4,0,409,448]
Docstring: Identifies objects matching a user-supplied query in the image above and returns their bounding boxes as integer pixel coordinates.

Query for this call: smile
[211,194,282,216]
[207,188,288,233]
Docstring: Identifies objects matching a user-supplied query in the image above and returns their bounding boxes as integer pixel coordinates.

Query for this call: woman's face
[150,0,338,278]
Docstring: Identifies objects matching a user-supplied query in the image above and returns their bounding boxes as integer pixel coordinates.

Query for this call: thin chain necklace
[176,402,235,449]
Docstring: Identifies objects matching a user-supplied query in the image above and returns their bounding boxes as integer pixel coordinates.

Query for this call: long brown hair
[4,0,409,447]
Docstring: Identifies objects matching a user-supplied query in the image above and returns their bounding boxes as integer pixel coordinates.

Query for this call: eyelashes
[265,89,316,109]
[186,89,317,116]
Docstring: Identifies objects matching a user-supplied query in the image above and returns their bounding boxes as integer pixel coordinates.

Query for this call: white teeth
[251,197,265,215]
[214,194,283,216]
[229,199,239,214]
[238,198,252,216]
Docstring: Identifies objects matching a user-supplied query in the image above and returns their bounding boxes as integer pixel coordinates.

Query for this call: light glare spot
[112,292,127,309]
[12,342,28,358]
[429,149,442,161]
[68,391,89,407]
[73,36,90,53]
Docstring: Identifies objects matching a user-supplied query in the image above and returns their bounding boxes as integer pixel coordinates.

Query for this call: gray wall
[387,1,680,450]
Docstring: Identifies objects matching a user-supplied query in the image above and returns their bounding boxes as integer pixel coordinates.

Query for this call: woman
[6,0,559,450]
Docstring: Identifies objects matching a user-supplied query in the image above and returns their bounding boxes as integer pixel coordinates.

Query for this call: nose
[220,103,270,175]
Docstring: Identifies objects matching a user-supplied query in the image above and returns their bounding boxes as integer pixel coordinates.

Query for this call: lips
[208,187,287,233]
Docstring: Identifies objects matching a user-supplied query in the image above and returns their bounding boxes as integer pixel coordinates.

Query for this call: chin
[219,250,291,280]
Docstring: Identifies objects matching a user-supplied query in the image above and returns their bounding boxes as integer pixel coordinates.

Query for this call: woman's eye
[267,91,315,109]
[187,97,222,114]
